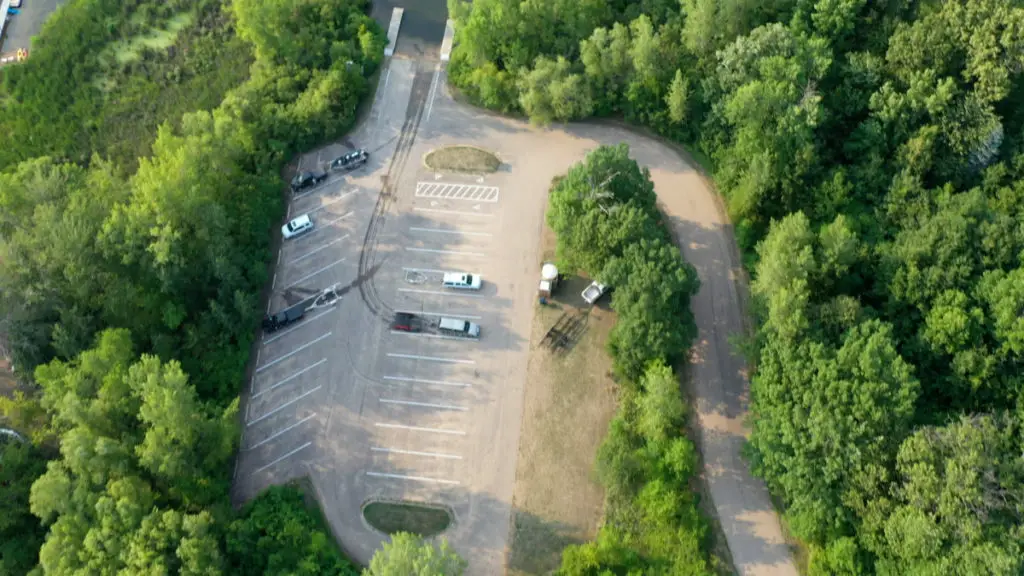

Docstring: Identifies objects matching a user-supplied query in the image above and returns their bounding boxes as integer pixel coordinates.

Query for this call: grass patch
[508,226,619,576]
[363,501,453,537]
[424,145,501,174]
[109,12,194,65]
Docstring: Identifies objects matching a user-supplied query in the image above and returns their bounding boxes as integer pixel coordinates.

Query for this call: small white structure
[538,263,559,298]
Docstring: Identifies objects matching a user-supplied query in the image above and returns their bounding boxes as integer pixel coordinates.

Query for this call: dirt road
[636,140,800,576]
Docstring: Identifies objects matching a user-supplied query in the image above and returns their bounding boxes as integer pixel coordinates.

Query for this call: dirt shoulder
[506,225,619,576]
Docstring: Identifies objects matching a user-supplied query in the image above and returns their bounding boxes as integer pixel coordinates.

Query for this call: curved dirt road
[613,132,800,576]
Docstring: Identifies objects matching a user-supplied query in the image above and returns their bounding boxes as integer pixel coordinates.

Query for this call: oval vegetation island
[424,145,501,174]
[362,500,454,537]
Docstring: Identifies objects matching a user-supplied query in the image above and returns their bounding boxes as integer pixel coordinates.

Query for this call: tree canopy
[450,0,1024,571]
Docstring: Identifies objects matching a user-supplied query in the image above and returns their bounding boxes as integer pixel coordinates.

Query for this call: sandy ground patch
[507,225,619,576]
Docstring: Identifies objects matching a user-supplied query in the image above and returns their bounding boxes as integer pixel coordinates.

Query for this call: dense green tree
[864,414,1024,574]
[0,440,48,575]
[364,532,466,576]
[227,486,358,576]
[27,330,237,574]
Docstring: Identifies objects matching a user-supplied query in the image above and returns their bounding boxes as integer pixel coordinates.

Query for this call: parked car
[391,312,423,332]
[581,281,608,305]
[262,302,306,332]
[290,170,327,193]
[10,0,23,9]
[282,214,314,239]
[330,149,369,171]
[438,317,481,338]
[442,272,482,290]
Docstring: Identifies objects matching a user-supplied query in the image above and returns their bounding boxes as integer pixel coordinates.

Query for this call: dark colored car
[262,303,306,332]
[391,312,422,332]
[330,149,369,172]
[290,170,327,193]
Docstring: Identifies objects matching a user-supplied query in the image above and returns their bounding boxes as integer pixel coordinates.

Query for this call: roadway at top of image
[231,2,799,575]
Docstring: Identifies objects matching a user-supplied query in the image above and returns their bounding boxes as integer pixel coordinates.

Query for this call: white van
[442,272,482,290]
[438,317,481,338]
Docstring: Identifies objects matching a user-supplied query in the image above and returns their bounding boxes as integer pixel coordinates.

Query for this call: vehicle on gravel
[581,281,607,305]
[330,149,369,171]
[442,272,482,290]
[438,317,480,338]
[290,170,327,193]
[391,312,423,332]
[281,214,314,239]
[262,302,306,332]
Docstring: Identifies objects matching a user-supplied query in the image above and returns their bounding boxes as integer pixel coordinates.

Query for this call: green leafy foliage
[227,486,359,576]
[364,532,467,576]
[0,440,48,576]
[451,0,1024,571]
[562,362,710,576]
[546,145,706,572]
[0,0,385,572]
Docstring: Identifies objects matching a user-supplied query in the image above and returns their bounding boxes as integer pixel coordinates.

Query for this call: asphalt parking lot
[234,51,554,573]
[234,29,767,575]
[1,0,67,53]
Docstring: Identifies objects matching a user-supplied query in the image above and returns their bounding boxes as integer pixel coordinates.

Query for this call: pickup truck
[581,281,607,305]
[262,302,306,332]
[438,317,481,338]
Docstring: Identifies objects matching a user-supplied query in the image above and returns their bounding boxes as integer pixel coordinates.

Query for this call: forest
[0,0,413,573]
[447,0,1024,573]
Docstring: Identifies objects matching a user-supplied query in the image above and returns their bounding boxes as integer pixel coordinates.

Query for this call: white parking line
[289,235,349,265]
[383,375,472,388]
[381,398,467,411]
[401,266,450,274]
[262,309,334,345]
[374,422,466,435]
[416,182,499,202]
[425,65,441,123]
[252,359,327,399]
[405,247,486,257]
[389,331,473,341]
[413,207,494,217]
[386,353,475,364]
[398,288,484,298]
[256,332,333,373]
[365,471,460,485]
[247,385,323,426]
[372,447,462,460]
[248,414,317,450]
[393,309,481,319]
[409,227,493,237]
[271,272,277,290]
[282,258,346,289]
[253,441,312,474]
[298,212,354,241]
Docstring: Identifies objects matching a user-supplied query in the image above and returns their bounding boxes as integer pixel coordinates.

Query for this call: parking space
[232,59,421,493]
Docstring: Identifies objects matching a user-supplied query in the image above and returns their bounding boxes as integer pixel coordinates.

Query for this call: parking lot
[233,45,720,573]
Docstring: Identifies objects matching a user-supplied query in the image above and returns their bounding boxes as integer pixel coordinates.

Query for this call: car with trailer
[290,170,328,193]
[262,301,306,332]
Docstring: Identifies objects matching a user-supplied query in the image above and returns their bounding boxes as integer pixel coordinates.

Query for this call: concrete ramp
[384,7,404,57]
[440,19,454,62]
